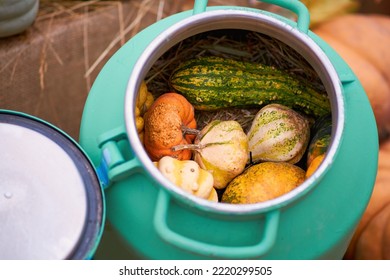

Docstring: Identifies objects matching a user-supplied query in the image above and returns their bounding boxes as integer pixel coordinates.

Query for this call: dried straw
[34,1,132,83]
[84,0,156,78]
[24,0,127,92]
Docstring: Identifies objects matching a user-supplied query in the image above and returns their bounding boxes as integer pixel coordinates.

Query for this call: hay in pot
[144,29,326,133]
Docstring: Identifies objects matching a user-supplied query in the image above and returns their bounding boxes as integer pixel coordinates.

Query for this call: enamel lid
[0,112,102,259]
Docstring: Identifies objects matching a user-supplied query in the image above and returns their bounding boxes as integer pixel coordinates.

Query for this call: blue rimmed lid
[0,111,104,259]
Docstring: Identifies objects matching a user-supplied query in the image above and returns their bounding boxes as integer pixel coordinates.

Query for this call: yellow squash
[222,161,305,204]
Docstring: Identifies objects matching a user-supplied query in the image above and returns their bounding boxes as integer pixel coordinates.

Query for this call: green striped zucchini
[169,56,331,117]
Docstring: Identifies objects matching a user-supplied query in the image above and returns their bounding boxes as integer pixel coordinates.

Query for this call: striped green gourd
[247,104,310,164]
[169,56,331,117]
[306,114,332,167]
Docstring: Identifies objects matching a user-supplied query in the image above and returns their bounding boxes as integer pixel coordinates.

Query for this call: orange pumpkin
[143,93,197,161]
[345,139,390,259]
[313,14,390,141]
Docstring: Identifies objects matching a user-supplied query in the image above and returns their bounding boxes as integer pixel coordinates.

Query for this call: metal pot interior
[124,9,344,214]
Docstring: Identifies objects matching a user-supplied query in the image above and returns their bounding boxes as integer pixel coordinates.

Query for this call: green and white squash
[170,56,331,118]
[247,103,310,164]
[173,120,249,189]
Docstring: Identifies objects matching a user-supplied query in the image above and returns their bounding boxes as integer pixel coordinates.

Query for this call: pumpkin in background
[345,140,390,259]
[314,13,390,259]
[301,0,359,27]
[313,14,390,141]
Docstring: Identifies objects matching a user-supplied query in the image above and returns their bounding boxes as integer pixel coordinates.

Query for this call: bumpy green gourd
[170,56,331,117]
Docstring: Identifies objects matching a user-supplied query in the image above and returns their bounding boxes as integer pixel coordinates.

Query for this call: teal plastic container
[79,0,378,259]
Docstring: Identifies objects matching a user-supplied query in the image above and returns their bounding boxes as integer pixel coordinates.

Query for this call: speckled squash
[247,104,310,164]
[221,161,306,204]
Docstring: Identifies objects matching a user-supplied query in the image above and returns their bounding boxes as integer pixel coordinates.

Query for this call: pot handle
[154,189,280,259]
[193,0,208,14]
[258,0,310,34]
[96,125,143,189]
[193,1,310,34]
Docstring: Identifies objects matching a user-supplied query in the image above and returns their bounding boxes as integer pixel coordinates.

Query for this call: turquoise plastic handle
[259,0,310,34]
[154,189,280,259]
[193,0,208,14]
[193,0,310,34]
[97,126,142,188]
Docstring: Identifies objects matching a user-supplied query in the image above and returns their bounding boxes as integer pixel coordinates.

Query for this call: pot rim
[124,8,344,215]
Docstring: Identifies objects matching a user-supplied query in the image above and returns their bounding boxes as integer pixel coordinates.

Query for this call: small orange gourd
[143,93,197,161]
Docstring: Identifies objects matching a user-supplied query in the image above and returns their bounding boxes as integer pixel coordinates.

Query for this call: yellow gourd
[135,81,154,142]
[222,162,305,204]
[305,154,325,178]
[154,156,216,201]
